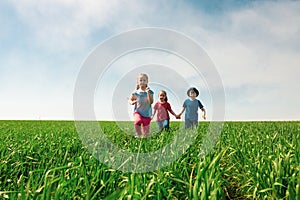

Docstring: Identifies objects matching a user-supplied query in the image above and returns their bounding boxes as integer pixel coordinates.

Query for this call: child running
[128,73,154,137]
[178,87,206,129]
[152,90,179,131]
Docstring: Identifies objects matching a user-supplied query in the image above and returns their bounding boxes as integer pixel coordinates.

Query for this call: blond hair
[136,73,149,90]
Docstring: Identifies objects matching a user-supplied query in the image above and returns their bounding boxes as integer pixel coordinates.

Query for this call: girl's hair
[136,73,148,90]
[159,90,168,102]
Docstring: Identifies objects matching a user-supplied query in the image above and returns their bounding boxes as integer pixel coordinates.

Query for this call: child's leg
[134,125,142,136]
[157,121,163,131]
[192,120,198,129]
[143,125,150,136]
[163,119,170,131]
[142,116,151,136]
[134,112,143,136]
[187,120,198,129]
[185,119,192,129]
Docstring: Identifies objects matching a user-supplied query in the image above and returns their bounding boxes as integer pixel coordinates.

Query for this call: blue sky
[1,0,299,121]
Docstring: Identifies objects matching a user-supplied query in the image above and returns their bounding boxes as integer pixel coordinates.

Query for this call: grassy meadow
[0,120,299,199]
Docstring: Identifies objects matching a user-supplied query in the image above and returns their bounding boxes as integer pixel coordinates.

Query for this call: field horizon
[0,120,299,199]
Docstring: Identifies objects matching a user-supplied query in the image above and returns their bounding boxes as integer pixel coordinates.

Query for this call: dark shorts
[185,119,198,129]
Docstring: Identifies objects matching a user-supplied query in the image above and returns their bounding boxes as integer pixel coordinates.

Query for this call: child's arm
[198,100,206,120]
[151,108,157,120]
[169,109,177,117]
[128,95,137,105]
[177,107,186,119]
[201,108,206,120]
[146,87,153,104]
[168,107,180,119]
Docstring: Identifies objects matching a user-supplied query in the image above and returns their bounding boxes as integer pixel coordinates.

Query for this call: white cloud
[8,0,121,51]
[2,0,300,120]
[181,1,300,120]
[200,1,300,87]
[228,1,300,42]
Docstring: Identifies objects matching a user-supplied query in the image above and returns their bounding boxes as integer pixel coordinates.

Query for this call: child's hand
[145,87,150,92]
[131,100,137,105]
[128,97,137,105]
[176,115,181,119]
[202,115,206,120]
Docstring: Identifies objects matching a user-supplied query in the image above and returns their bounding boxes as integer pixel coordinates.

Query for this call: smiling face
[188,90,197,100]
[158,91,167,102]
[137,74,148,90]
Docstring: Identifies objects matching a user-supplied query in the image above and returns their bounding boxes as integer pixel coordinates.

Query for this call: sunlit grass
[0,120,299,199]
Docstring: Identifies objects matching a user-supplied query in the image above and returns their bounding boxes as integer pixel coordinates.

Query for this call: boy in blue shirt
[178,87,206,129]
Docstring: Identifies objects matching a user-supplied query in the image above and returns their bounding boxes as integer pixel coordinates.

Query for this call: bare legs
[134,112,151,137]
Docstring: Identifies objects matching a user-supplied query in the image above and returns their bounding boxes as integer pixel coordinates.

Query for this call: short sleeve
[198,100,204,109]
[131,90,137,97]
[166,102,172,111]
[183,99,187,108]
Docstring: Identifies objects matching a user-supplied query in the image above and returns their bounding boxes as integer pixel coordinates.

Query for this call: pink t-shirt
[154,102,172,121]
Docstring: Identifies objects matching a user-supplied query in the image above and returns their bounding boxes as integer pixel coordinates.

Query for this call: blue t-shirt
[132,89,154,117]
[183,99,204,121]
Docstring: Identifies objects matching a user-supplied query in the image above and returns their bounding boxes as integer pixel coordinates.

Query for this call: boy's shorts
[185,119,198,129]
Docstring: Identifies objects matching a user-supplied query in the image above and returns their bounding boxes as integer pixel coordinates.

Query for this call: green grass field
[0,121,299,199]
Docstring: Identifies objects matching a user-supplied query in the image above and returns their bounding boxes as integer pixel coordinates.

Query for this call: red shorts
[134,112,151,126]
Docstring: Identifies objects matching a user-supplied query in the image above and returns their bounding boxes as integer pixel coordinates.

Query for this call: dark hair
[159,90,168,102]
[187,87,199,97]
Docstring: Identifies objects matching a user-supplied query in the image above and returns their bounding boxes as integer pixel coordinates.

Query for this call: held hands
[175,114,181,119]
[202,115,206,120]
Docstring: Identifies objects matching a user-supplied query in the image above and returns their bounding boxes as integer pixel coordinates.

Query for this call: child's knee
[134,113,143,125]
[134,119,142,125]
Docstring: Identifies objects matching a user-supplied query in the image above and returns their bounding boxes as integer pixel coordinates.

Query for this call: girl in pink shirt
[152,90,179,131]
